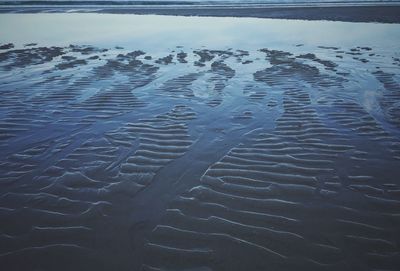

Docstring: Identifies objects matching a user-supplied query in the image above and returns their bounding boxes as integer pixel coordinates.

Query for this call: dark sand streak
[1,5,400,23]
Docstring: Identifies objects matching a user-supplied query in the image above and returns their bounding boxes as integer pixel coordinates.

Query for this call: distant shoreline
[1,5,400,23]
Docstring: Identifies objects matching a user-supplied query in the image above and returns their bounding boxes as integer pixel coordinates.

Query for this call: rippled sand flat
[0,14,400,271]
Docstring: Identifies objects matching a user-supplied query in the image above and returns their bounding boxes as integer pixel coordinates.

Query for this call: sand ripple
[0,43,399,270]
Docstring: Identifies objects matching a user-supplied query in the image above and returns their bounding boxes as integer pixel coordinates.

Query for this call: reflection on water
[1,14,400,50]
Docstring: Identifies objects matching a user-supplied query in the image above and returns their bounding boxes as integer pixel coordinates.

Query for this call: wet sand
[0,14,400,271]
[1,5,400,23]
[80,5,400,23]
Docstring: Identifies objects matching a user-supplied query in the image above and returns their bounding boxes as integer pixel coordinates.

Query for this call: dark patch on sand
[194,49,216,63]
[88,55,99,60]
[56,59,88,70]
[61,55,77,61]
[297,53,337,70]
[0,43,14,50]
[24,43,37,47]
[0,46,65,70]
[155,54,174,65]
[177,51,188,63]
[318,46,340,50]
[69,44,107,55]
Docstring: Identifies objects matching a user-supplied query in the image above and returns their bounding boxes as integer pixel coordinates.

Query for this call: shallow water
[0,14,400,271]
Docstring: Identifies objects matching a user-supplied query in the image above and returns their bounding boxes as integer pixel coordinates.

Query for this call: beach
[2,4,400,23]
[0,11,400,271]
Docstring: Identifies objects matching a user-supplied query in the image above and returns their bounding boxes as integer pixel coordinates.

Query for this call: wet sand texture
[1,5,400,23]
[0,41,400,271]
